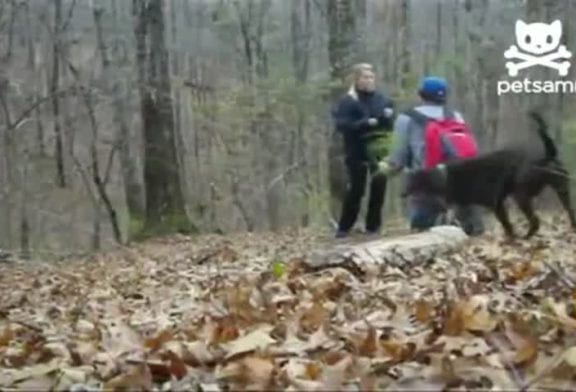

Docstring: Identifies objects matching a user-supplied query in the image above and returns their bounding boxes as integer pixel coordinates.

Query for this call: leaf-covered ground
[2,220,576,391]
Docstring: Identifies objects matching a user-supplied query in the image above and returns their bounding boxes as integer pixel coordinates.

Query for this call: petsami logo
[505,20,571,76]
[497,20,576,95]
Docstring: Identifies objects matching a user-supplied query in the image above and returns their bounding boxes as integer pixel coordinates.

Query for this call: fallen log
[306,226,468,272]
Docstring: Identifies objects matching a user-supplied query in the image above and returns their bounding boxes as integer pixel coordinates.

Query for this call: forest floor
[1,218,576,390]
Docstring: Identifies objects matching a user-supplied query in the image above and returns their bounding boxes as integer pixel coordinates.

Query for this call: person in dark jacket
[331,63,395,238]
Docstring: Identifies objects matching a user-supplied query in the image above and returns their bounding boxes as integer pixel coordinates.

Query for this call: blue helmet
[419,76,448,103]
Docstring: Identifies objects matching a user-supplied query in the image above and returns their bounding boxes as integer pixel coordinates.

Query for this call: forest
[0,0,574,256]
[2,1,576,390]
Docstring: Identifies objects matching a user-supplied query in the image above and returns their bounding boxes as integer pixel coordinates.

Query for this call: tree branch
[66,58,123,244]
[0,87,74,133]
[103,144,118,185]
[60,0,77,32]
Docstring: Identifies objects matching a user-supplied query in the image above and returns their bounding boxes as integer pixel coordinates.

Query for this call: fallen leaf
[506,261,537,284]
[101,320,142,356]
[53,367,91,391]
[9,363,61,384]
[142,360,172,384]
[513,339,538,368]
[144,329,174,351]
[357,326,377,357]
[13,374,56,391]
[70,341,98,365]
[210,317,240,345]
[0,327,14,347]
[299,302,329,333]
[380,339,416,363]
[272,260,285,279]
[320,355,353,390]
[414,300,434,324]
[218,246,239,263]
[44,341,71,362]
[182,340,219,366]
[547,300,576,329]
[322,351,348,366]
[3,346,30,368]
[93,352,120,380]
[284,358,311,381]
[312,275,348,301]
[216,356,275,390]
[272,320,308,355]
[76,320,98,339]
[444,296,497,335]
[304,362,322,380]
[564,346,576,366]
[164,350,188,380]
[103,363,153,391]
[359,375,376,391]
[306,325,335,351]
[443,301,466,336]
[504,322,538,368]
[223,326,276,359]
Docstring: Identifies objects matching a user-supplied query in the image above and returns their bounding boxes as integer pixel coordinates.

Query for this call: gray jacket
[388,103,465,170]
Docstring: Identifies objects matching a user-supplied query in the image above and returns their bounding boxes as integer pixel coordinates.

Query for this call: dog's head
[403,167,449,212]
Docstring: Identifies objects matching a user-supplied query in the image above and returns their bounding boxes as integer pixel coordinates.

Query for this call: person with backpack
[331,63,395,238]
[377,76,485,235]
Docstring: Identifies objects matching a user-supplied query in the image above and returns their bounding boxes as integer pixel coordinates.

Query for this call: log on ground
[306,226,468,271]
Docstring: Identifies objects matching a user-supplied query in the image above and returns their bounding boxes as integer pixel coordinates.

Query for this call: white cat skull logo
[505,20,572,77]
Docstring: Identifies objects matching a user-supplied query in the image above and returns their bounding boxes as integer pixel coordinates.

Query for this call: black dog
[404,112,576,238]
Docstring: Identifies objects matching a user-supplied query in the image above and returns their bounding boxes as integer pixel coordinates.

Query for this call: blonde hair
[347,63,374,100]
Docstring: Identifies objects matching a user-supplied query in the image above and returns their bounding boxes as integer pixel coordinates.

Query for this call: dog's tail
[530,111,558,160]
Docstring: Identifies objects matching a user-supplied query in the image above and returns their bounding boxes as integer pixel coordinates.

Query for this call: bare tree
[133,0,194,236]
[291,0,313,225]
[51,0,66,188]
[326,0,360,225]
[93,5,145,237]
[291,0,311,84]
[399,0,411,91]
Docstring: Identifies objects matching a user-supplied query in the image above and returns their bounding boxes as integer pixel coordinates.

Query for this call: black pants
[338,159,387,233]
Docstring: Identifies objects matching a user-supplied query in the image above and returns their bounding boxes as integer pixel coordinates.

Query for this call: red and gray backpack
[405,107,478,169]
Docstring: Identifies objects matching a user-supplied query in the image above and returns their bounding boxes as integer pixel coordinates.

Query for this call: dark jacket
[332,89,395,162]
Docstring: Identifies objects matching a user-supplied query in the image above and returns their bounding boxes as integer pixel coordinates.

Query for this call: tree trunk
[327,0,359,226]
[65,58,123,245]
[35,93,45,156]
[133,0,194,236]
[291,0,311,84]
[291,0,312,226]
[235,0,279,230]
[0,78,14,248]
[354,0,367,60]
[327,0,358,88]
[93,6,145,236]
[25,2,35,69]
[4,0,18,62]
[19,205,30,260]
[436,1,442,55]
[399,0,411,91]
[51,0,66,188]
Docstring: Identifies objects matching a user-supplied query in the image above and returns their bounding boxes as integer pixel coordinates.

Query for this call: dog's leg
[494,199,515,239]
[514,193,540,238]
[549,172,576,230]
